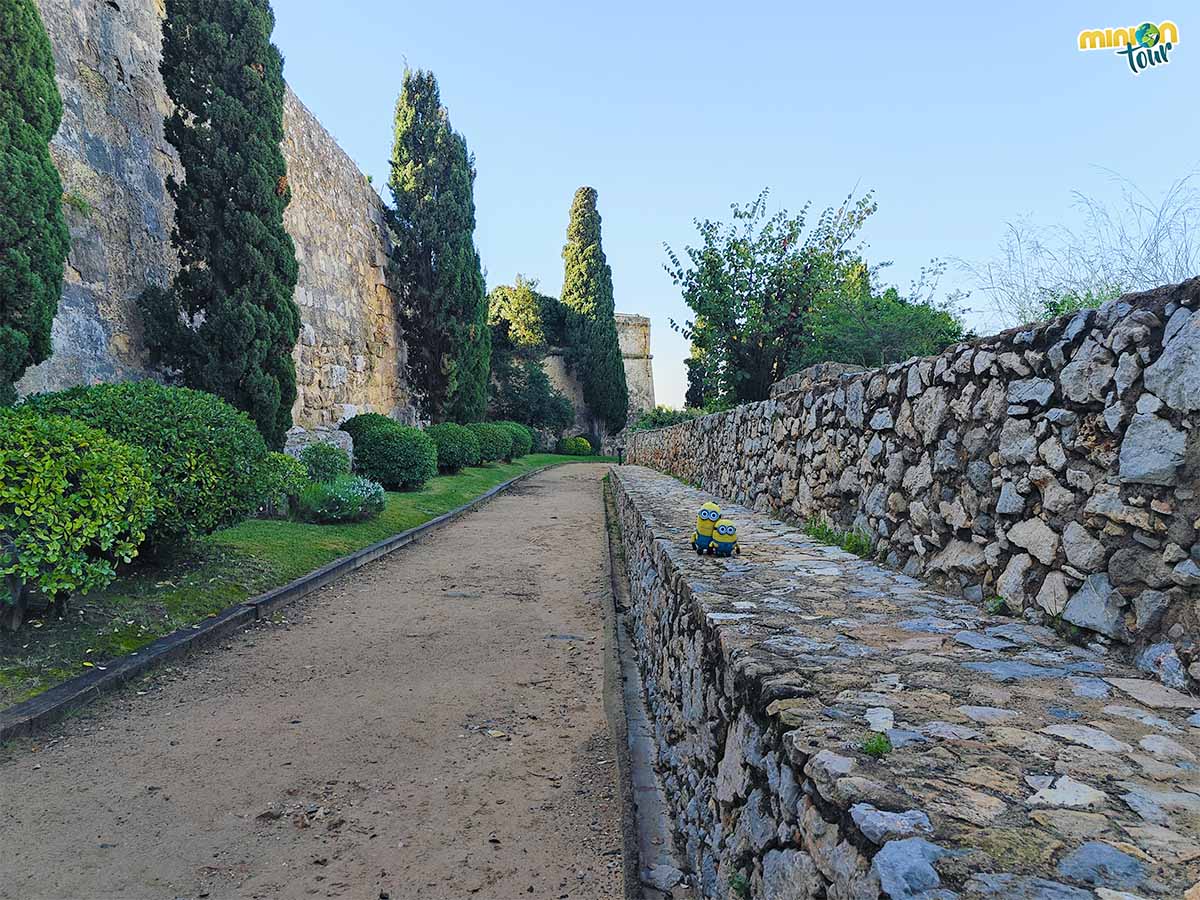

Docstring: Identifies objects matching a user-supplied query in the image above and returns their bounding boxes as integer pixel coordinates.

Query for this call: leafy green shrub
[296,474,385,524]
[353,424,437,490]
[494,421,533,458]
[0,410,157,629]
[802,517,874,559]
[299,442,351,483]
[860,733,893,759]
[425,423,481,473]
[20,382,267,545]
[339,412,398,443]
[467,422,512,463]
[253,452,309,518]
[630,405,702,431]
[557,436,594,456]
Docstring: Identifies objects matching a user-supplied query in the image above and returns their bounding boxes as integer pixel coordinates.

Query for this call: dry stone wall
[19,0,416,427]
[626,280,1200,690]
[611,465,1200,900]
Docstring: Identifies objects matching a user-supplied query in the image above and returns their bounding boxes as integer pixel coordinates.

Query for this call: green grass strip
[0,455,609,707]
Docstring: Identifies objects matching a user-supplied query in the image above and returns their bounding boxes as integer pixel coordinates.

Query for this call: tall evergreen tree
[560,187,628,430]
[0,0,69,405]
[141,0,300,447]
[389,69,490,423]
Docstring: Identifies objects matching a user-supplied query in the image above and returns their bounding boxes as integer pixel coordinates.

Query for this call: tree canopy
[560,187,628,430]
[388,69,490,423]
[668,189,965,407]
[141,0,300,448]
[0,0,70,404]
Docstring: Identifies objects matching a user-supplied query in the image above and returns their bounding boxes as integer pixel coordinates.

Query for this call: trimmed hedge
[299,442,351,483]
[0,410,157,629]
[20,381,267,545]
[494,421,533,459]
[353,423,437,490]
[253,451,308,518]
[339,412,397,443]
[467,422,511,463]
[297,474,385,524]
[558,436,594,456]
[425,423,481,473]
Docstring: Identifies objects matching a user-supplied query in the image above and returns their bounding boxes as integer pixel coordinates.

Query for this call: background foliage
[669,189,965,406]
[487,276,575,431]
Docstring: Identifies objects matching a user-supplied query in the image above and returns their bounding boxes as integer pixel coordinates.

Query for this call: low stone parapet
[611,465,1200,899]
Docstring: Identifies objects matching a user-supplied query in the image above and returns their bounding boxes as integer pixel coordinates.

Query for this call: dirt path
[0,464,626,900]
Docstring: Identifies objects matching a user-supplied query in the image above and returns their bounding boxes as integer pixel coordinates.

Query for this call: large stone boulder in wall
[284,426,355,465]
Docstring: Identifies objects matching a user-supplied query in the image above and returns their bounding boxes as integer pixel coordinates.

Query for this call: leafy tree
[684,345,708,409]
[141,0,300,448]
[488,275,553,349]
[0,0,70,405]
[666,189,877,405]
[492,357,575,431]
[560,187,628,430]
[487,276,574,431]
[389,69,490,423]
[803,262,967,368]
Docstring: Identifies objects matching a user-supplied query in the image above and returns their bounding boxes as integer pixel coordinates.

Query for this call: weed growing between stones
[985,596,1009,615]
[803,518,875,559]
[860,733,893,759]
[728,872,750,898]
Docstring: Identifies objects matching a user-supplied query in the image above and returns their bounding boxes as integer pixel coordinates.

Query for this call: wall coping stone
[612,464,1200,898]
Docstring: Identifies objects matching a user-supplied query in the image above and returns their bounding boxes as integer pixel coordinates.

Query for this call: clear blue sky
[273,2,1197,407]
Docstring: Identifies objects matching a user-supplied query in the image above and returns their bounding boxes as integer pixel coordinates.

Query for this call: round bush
[425,423,481,473]
[20,382,267,545]
[467,422,511,463]
[0,410,157,629]
[353,424,437,490]
[339,412,398,443]
[298,442,351,483]
[297,474,385,524]
[495,421,533,458]
[253,452,309,518]
[558,436,594,456]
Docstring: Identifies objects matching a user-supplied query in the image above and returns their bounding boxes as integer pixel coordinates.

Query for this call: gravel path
[0,463,625,900]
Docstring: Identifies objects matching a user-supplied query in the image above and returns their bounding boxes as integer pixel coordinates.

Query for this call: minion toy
[691,501,722,554]
[712,518,740,557]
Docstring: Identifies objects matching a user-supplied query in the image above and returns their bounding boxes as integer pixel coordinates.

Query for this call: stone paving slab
[612,465,1200,899]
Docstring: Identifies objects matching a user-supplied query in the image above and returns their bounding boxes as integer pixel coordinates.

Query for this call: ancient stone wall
[611,465,1200,900]
[616,313,655,417]
[19,0,416,427]
[625,280,1200,689]
[541,313,657,438]
[281,92,414,426]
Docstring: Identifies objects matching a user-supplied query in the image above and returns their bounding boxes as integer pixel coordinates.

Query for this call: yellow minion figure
[711,518,740,557]
[691,501,722,554]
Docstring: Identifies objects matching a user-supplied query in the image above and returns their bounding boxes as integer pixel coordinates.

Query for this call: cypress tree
[389,69,490,423]
[0,0,69,405]
[560,187,628,430]
[141,0,300,448]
